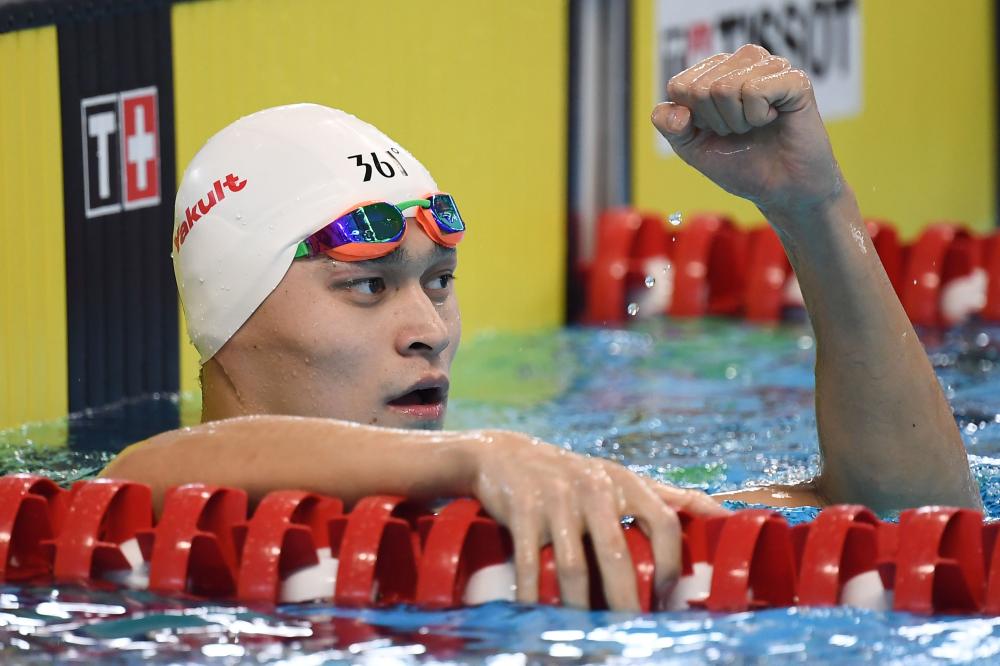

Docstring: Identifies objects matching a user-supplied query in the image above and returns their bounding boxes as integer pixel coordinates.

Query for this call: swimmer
[103,45,980,612]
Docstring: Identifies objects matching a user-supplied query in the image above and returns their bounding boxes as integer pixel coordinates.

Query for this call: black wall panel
[56,2,178,432]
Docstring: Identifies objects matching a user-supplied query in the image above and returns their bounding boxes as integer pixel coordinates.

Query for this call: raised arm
[651,45,980,511]
[102,415,725,611]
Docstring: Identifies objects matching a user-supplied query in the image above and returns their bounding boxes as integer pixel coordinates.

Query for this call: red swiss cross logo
[120,88,160,210]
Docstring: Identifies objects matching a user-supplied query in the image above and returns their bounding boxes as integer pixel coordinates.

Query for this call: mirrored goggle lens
[428,194,465,233]
[350,203,405,243]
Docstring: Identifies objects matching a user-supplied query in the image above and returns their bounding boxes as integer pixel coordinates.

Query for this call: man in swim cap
[104,45,980,612]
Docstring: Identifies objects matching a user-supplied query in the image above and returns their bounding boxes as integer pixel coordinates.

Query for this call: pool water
[2,318,1000,663]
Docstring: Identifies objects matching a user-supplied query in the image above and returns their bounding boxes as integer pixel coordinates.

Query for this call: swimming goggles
[294,193,465,261]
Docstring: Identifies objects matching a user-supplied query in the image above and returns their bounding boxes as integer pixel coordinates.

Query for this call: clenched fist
[652,44,843,220]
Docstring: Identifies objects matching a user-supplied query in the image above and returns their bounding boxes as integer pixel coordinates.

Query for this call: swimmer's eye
[425,272,456,291]
[345,277,386,296]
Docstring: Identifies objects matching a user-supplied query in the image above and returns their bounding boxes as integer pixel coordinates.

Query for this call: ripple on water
[3,319,1000,661]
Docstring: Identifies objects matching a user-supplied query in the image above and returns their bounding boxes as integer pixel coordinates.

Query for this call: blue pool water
[2,318,1000,663]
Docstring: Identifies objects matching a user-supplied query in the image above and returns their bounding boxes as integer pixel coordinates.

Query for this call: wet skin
[202,222,460,430]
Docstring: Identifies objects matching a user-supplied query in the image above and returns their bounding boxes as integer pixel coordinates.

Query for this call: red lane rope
[1,474,998,614]
[581,210,998,326]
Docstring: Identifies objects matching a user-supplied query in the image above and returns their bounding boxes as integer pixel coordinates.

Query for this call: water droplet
[724,365,738,379]
[976,332,990,347]
[627,303,639,316]
[198,277,204,284]
[668,211,683,226]
[644,275,656,288]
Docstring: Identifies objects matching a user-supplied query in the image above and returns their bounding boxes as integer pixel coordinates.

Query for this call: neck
[200,357,252,423]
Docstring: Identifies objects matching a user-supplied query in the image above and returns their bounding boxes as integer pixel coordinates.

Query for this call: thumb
[651,102,696,152]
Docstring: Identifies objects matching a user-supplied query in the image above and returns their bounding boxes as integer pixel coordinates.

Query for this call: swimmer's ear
[652,102,695,148]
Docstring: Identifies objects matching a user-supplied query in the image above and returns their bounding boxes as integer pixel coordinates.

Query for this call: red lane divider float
[794,505,885,609]
[669,214,745,318]
[584,209,677,324]
[237,490,342,603]
[48,479,152,584]
[743,227,790,323]
[0,475,67,581]
[3,474,1000,614]
[416,498,513,608]
[146,484,247,597]
[581,209,1000,327]
[983,232,1000,321]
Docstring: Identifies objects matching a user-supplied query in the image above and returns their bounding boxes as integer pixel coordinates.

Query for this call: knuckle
[585,464,611,486]
[742,43,771,59]
[560,559,588,582]
[666,79,685,101]
[548,477,571,497]
[607,527,630,550]
[512,495,537,517]
[742,78,765,96]
[653,504,682,534]
[769,55,792,69]
[645,499,673,522]
[709,78,738,99]
[515,544,539,568]
[791,68,813,89]
[681,488,711,509]
[689,82,712,103]
[677,487,703,506]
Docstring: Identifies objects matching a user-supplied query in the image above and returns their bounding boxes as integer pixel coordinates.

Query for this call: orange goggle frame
[294,193,465,262]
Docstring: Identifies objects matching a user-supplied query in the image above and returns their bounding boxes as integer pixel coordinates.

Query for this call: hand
[652,44,842,218]
[469,430,728,611]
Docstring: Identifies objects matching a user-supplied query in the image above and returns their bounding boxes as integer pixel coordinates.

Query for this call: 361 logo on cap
[81,86,160,219]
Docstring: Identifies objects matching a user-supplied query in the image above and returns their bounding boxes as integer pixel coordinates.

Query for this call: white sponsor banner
[654,0,863,155]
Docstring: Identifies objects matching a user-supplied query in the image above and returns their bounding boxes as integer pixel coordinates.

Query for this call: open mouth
[388,387,445,407]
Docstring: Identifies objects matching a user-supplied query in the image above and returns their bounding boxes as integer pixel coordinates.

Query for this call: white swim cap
[172,104,438,363]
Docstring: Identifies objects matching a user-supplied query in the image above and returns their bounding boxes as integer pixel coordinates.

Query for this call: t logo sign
[81,86,161,219]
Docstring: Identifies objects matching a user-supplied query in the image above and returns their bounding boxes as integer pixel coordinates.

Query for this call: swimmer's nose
[394,286,451,358]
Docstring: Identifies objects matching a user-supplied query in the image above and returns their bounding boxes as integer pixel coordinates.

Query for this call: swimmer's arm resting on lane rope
[102,416,491,512]
[102,415,729,611]
[100,415,726,516]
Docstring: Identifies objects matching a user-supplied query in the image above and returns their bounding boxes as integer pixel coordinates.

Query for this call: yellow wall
[633,0,995,237]
[171,0,567,392]
[0,26,67,429]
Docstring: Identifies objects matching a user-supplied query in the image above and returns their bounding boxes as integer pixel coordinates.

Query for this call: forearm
[101,415,485,511]
[764,188,980,510]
